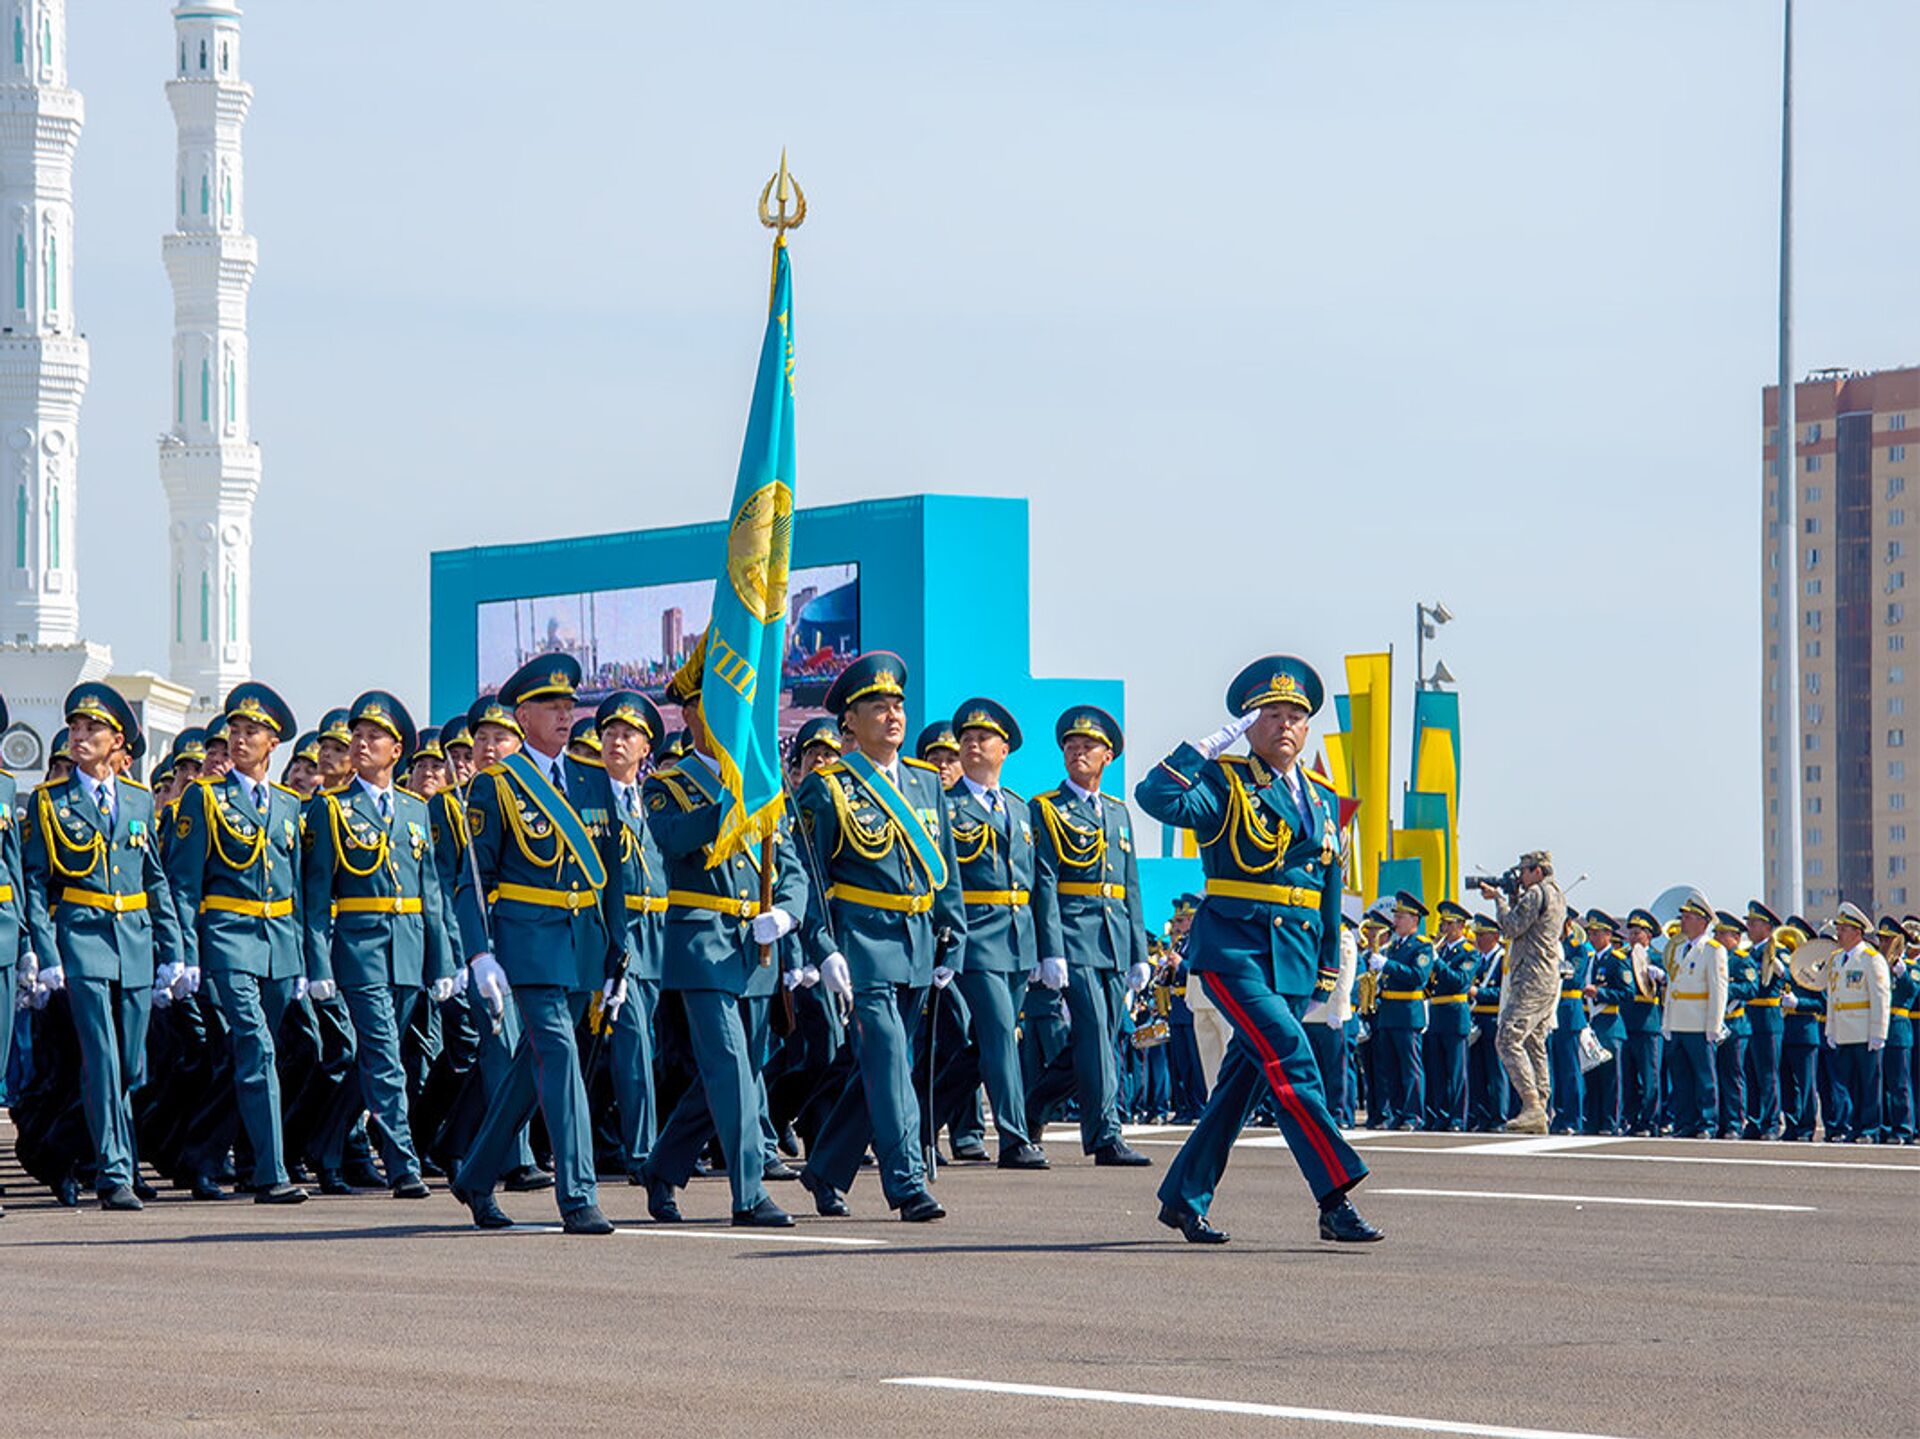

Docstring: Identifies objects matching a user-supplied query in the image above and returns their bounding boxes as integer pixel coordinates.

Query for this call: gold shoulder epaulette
[322,781,355,796]
[120,776,151,792]
[397,785,425,802]
[902,756,938,772]
[478,761,509,779]
[815,760,848,776]
[1306,769,1339,792]
[271,782,302,799]
[570,754,606,770]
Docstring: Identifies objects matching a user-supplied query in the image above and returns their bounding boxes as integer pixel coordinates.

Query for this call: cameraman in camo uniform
[1478,850,1566,1134]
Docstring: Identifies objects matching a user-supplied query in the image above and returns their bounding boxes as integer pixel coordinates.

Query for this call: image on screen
[476,563,860,735]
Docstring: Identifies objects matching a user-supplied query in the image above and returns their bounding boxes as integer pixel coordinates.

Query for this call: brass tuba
[1788,936,1837,992]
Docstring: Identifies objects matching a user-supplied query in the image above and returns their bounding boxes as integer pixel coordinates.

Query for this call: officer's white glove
[1127,961,1152,994]
[1781,991,1798,1010]
[1868,1037,1885,1052]
[800,964,821,989]
[20,952,36,986]
[307,978,338,1004]
[454,964,470,998]
[819,952,853,1001]
[40,964,64,994]
[29,979,51,1010]
[601,975,628,1019]
[1194,711,1257,761]
[429,976,455,1003]
[469,953,510,1013]
[1893,960,1909,979]
[1367,953,1387,974]
[1036,956,1069,991]
[1714,1026,1729,1044]
[1647,964,1667,984]
[294,976,309,1003]
[781,967,807,991]
[176,964,201,999]
[150,976,172,1010]
[750,908,797,944]
[1825,1032,1839,1050]
[932,965,956,990]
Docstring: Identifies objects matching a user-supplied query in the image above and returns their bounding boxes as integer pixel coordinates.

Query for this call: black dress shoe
[502,1165,555,1193]
[1318,1199,1384,1242]
[732,1196,795,1228]
[99,1184,144,1211]
[762,1158,799,1182]
[950,1141,991,1163]
[1093,1140,1152,1167]
[316,1168,354,1196]
[1158,1201,1229,1244]
[419,1158,445,1179]
[255,1183,309,1205]
[690,1157,714,1178]
[997,1142,1050,1170]
[645,1178,683,1223]
[798,1168,848,1217]
[191,1174,227,1202]
[132,1179,160,1202]
[777,1122,801,1158]
[287,1161,312,1184]
[898,1190,946,1223]
[452,1186,513,1229]
[342,1160,386,1189]
[391,1174,431,1200]
[53,1176,79,1208]
[561,1203,615,1235]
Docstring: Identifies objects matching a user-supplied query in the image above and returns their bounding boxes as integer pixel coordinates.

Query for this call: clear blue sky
[66,1,1917,910]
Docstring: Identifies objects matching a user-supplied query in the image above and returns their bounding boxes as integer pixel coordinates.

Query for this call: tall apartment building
[1762,364,1920,914]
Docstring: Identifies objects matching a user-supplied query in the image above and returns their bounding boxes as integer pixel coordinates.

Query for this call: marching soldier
[280,731,322,796]
[1878,916,1914,1143]
[937,697,1047,1168]
[793,652,964,1221]
[1714,912,1756,1140]
[1466,914,1509,1130]
[450,655,630,1234]
[566,718,601,764]
[301,691,453,1197]
[1163,894,1208,1121]
[1582,910,1632,1136]
[1549,914,1593,1133]
[1621,907,1666,1136]
[915,721,963,791]
[1023,704,1153,1166]
[1135,655,1377,1244]
[23,684,186,1209]
[1825,902,1889,1143]
[1423,899,1475,1132]
[637,654,805,1228]
[1368,892,1432,1131]
[1743,901,1788,1139]
[1660,896,1727,1139]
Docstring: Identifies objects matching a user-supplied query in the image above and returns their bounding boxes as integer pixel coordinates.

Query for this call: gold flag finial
[758,149,807,241]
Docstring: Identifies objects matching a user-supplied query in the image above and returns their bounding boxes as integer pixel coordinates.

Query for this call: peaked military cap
[439,713,474,751]
[349,690,416,757]
[1227,654,1325,718]
[316,707,352,746]
[150,761,174,789]
[1678,895,1714,923]
[915,721,959,760]
[666,631,707,706]
[129,731,148,764]
[63,682,135,738]
[467,692,522,740]
[1833,901,1871,931]
[203,714,229,748]
[659,729,692,761]
[289,731,322,766]
[1392,890,1428,919]
[1435,899,1472,924]
[791,715,840,760]
[1626,907,1660,934]
[411,726,444,765]
[595,690,663,742]
[1712,910,1744,934]
[1174,892,1201,916]
[1877,915,1905,943]
[170,726,208,766]
[825,651,908,717]
[224,681,295,739]
[1746,899,1781,928]
[1584,909,1617,933]
[500,653,581,708]
[567,716,602,753]
[49,726,70,762]
[1782,914,1814,945]
[952,696,1023,752]
[1055,703,1123,756]
[1471,912,1500,936]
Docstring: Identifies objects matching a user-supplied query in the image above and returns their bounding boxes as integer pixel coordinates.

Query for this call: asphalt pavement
[2,1120,1912,1438]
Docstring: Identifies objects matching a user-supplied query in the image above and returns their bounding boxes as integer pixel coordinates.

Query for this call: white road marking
[1354,1144,1919,1174]
[885,1376,1639,1438]
[508,1224,886,1247]
[1371,1186,1814,1213]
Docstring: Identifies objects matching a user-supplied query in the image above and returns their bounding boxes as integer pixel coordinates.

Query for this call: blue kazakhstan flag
[701,239,797,866]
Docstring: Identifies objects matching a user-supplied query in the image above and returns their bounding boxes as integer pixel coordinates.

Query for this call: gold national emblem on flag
[726,480,793,623]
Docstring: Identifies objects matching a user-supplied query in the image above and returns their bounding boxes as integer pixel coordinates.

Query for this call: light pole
[1773,0,1803,915]
[1415,601,1454,692]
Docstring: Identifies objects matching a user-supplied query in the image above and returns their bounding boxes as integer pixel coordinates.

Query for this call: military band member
[939,697,1047,1168]
[1621,908,1666,1136]
[1423,899,1475,1132]
[23,683,186,1209]
[1548,914,1592,1133]
[594,689,669,1185]
[637,653,804,1228]
[1023,704,1153,1166]
[1714,912,1756,1140]
[1743,901,1788,1139]
[1136,656,1377,1244]
[1582,910,1632,1135]
[1303,910,1358,1129]
[1825,903,1889,1143]
[793,652,965,1222]
[1366,893,1432,1130]
[451,655,629,1234]
[1777,915,1824,1140]
[301,691,452,1197]
[1877,916,1914,1143]
[1466,914,1510,1131]
[1658,897,1727,1138]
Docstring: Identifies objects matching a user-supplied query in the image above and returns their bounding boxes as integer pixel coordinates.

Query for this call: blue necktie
[378,791,392,824]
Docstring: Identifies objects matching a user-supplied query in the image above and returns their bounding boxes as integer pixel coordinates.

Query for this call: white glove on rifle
[819,953,853,1000]
[1127,961,1152,994]
[429,976,455,1003]
[469,954,509,1013]
[750,909,797,944]
[932,965,956,990]
[1195,711,1257,762]
[601,975,628,1019]
[307,978,337,1004]
[1036,956,1068,991]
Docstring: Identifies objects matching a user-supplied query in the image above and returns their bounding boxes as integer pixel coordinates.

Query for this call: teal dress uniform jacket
[166,775,305,980]
[301,782,453,989]
[945,782,1036,974]
[1030,783,1148,974]
[1427,938,1477,1039]
[1375,936,1433,1031]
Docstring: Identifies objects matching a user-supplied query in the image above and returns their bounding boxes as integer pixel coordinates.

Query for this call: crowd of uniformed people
[2,647,1907,1243]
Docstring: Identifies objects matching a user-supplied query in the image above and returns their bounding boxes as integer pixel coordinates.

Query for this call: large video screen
[475,563,860,733]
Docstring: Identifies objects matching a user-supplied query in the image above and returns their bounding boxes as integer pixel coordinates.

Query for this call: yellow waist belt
[1670,989,1707,1001]
[1560,989,1585,999]
[201,895,294,919]
[1748,997,1782,1007]
[828,884,933,915]
[335,896,424,916]
[1598,1004,1620,1015]
[1833,1001,1869,1011]
[667,890,759,919]
[963,888,1029,907]
[1894,1008,1914,1019]
[1203,878,1319,908]
[491,882,599,912]
[1430,993,1469,1004]
[625,894,669,914]
[1380,990,1426,1002]
[1471,1004,1499,1015]
[1058,880,1127,900]
[0,883,12,904]
[59,889,147,915]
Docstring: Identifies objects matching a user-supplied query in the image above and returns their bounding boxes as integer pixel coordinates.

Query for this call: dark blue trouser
[69,975,153,1192]
[1715,1033,1749,1137]
[1667,1031,1717,1135]
[1830,1043,1881,1140]
[1025,965,1126,1152]
[1422,1027,1468,1131]
[1547,1027,1586,1133]
[609,976,661,1175]
[208,971,296,1189]
[1881,1044,1914,1141]
[648,991,770,1214]
[807,983,929,1206]
[456,985,596,1216]
[1745,1026,1783,1135]
[1167,1022,1206,1118]
[1159,957,1365,1212]
[1780,1041,1819,1138]
[1305,1021,1350,1128]
[1817,1043,1841,1135]
[1623,1031,1663,1133]
[339,981,422,1182]
[1375,1027,1423,1128]
[1584,1026,1624,1134]
[1468,1019,1509,1129]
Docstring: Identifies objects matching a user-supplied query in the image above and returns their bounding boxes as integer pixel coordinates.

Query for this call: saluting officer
[302,691,453,1197]
[1135,656,1377,1244]
[1422,899,1475,1132]
[793,652,965,1222]
[637,651,805,1228]
[451,657,628,1234]
[1024,704,1153,1166]
[23,683,186,1209]
[1743,901,1788,1139]
[940,697,1047,1169]
[1370,892,1433,1130]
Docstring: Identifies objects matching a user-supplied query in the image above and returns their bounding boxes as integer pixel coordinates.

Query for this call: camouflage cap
[1518,849,1553,872]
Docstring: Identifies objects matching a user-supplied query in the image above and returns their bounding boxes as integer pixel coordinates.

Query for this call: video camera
[1466,865,1522,899]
